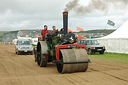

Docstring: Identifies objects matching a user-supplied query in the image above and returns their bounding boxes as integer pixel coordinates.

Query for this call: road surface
[0,45,128,85]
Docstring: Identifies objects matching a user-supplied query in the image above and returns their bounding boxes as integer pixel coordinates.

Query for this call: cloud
[0,0,128,31]
[0,0,67,31]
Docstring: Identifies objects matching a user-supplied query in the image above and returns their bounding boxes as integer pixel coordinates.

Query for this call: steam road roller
[35,12,91,73]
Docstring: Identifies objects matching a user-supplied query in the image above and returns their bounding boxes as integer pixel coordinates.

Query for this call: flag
[77,36,86,39]
[68,29,73,33]
[107,20,115,26]
[77,27,84,31]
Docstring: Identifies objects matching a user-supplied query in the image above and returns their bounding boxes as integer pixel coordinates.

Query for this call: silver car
[15,39,33,55]
[78,39,105,54]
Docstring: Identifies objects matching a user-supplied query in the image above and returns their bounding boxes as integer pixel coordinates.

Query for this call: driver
[41,25,49,41]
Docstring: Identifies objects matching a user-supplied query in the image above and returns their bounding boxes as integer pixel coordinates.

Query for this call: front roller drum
[56,49,88,73]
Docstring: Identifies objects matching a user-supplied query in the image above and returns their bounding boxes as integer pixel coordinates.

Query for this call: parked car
[77,39,105,54]
[15,37,33,55]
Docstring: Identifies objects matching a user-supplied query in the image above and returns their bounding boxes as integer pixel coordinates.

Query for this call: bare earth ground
[0,45,128,85]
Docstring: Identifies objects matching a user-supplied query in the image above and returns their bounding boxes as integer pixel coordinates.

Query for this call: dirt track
[0,45,128,85]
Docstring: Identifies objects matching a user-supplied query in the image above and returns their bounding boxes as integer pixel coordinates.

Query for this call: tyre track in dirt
[0,45,128,85]
[89,67,128,82]
[102,72,128,82]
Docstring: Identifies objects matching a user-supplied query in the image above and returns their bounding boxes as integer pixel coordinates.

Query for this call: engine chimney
[63,12,68,34]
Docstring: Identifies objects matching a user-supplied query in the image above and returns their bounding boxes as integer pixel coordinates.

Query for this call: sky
[0,0,128,31]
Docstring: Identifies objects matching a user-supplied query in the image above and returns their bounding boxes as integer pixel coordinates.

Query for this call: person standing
[41,25,49,41]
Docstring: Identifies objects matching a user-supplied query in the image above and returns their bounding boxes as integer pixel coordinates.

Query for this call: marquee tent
[97,20,128,54]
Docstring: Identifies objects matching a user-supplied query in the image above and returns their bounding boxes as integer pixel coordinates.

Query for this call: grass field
[89,52,128,63]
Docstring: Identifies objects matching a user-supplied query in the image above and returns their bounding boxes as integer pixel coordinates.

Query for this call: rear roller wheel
[37,52,40,66]
[37,50,47,67]
[56,49,88,73]
[40,54,48,67]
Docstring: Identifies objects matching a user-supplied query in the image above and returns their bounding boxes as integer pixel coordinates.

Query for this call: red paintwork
[45,52,49,55]
[55,44,86,61]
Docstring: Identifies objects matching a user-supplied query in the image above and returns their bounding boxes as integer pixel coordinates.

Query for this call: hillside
[0,31,9,36]
[78,29,116,34]
[0,29,115,42]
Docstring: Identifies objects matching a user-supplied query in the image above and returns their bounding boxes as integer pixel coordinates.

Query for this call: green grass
[88,52,128,63]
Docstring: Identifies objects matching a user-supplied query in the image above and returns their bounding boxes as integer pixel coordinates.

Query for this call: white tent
[97,20,128,54]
